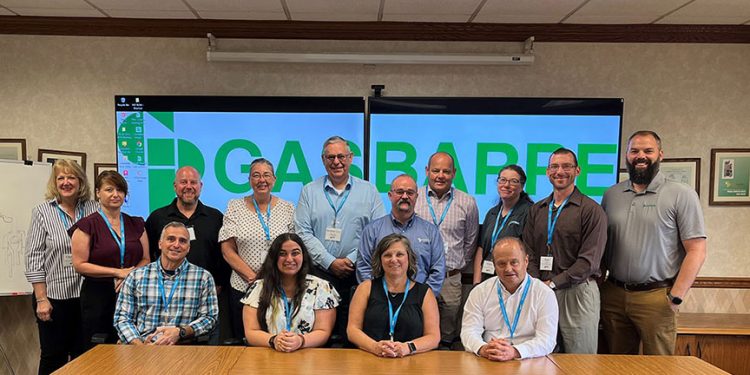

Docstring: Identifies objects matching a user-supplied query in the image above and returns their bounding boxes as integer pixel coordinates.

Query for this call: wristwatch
[668,292,683,305]
[268,335,277,349]
[407,342,417,354]
[178,326,187,339]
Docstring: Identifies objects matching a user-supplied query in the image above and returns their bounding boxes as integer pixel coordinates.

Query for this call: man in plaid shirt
[114,221,218,344]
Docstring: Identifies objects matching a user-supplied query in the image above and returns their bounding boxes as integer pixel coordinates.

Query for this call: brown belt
[446,269,461,277]
[609,277,673,291]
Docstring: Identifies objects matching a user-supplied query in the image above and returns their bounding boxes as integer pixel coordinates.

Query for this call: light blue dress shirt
[357,213,446,295]
[294,175,386,270]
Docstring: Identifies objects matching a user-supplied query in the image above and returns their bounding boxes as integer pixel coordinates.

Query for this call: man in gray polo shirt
[601,130,706,355]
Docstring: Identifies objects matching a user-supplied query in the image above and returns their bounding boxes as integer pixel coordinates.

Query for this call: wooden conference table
[54,345,728,375]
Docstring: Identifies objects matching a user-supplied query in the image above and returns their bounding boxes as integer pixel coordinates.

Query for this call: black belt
[446,269,461,277]
[609,277,673,291]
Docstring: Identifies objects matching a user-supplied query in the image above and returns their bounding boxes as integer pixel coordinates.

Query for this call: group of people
[25,131,706,374]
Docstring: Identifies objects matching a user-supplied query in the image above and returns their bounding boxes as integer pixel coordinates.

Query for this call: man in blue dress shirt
[294,136,386,344]
[356,174,445,295]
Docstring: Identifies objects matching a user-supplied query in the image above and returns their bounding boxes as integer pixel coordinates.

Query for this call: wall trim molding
[1,16,749,43]
[693,277,750,289]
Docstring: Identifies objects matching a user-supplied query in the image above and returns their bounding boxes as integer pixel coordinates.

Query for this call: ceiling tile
[89,0,188,11]
[0,0,88,7]
[291,12,377,21]
[657,0,750,24]
[10,7,104,16]
[383,13,472,22]
[198,10,287,20]
[565,0,688,24]
[0,8,15,15]
[474,0,583,23]
[383,0,480,22]
[286,0,379,20]
[104,9,197,18]
[187,0,282,12]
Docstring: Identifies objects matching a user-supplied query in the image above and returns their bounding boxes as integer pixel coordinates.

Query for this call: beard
[627,157,660,185]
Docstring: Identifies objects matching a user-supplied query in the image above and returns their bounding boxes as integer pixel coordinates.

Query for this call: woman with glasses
[219,158,295,341]
[472,165,534,284]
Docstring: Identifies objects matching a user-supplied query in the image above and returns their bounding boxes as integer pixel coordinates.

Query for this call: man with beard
[145,167,226,342]
[414,152,479,349]
[601,131,706,355]
[523,148,607,354]
[356,174,445,295]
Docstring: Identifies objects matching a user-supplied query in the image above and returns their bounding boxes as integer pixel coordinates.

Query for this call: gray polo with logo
[602,172,706,284]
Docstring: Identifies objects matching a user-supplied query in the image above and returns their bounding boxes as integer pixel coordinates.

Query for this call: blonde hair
[44,160,92,203]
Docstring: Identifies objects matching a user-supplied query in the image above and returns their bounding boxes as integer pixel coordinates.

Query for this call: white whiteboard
[0,160,51,295]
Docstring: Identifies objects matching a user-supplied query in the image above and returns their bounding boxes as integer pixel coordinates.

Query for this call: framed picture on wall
[37,149,87,172]
[94,163,117,178]
[0,138,27,160]
[710,149,750,206]
[661,158,700,196]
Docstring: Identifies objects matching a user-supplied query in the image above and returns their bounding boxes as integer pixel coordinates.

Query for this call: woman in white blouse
[243,233,339,351]
[219,158,295,340]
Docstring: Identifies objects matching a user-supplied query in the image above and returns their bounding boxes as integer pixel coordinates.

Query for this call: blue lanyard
[496,275,531,344]
[323,177,352,228]
[157,266,183,313]
[56,203,82,229]
[546,195,571,251]
[98,210,125,267]
[490,207,515,246]
[426,187,453,227]
[280,288,293,331]
[251,195,272,241]
[382,277,411,341]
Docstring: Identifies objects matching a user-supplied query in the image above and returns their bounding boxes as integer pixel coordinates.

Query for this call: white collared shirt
[461,274,558,359]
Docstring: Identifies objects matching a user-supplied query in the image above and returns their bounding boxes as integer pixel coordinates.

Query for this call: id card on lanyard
[99,210,126,268]
[482,207,515,275]
[542,196,570,272]
[324,177,351,242]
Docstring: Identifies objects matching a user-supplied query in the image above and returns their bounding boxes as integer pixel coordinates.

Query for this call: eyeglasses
[251,173,275,180]
[497,177,521,185]
[391,189,417,197]
[324,153,351,163]
[547,164,577,171]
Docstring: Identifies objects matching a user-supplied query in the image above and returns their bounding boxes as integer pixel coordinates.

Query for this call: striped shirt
[415,186,479,271]
[25,199,99,299]
[114,259,218,344]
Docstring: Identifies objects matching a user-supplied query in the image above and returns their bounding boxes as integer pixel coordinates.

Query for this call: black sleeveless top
[362,277,428,342]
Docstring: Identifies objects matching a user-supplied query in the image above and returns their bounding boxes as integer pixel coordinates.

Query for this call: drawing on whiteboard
[3,230,25,279]
[0,213,12,223]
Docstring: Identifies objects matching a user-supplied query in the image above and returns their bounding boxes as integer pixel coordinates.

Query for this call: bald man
[145,167,227,294]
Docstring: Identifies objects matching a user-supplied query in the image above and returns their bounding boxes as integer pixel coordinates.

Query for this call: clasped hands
[479,338,520,362]
[374,340,409,358]
[137,326,181,345]
[273,331,304,353]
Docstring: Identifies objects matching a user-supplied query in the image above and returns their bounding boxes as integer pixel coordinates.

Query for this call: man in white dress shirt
[461,237,558,361]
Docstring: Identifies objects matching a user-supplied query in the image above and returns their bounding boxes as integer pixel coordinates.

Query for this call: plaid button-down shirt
[114,259,218,343]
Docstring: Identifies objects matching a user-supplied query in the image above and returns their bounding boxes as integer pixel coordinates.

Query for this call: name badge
[325,227,342,242]
[63,253,73,267]
[540,256,554,271]
[481,260,495,274]
[187,226,196,241]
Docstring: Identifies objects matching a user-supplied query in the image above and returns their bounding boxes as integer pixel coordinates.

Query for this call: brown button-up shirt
[523,187,607,289]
